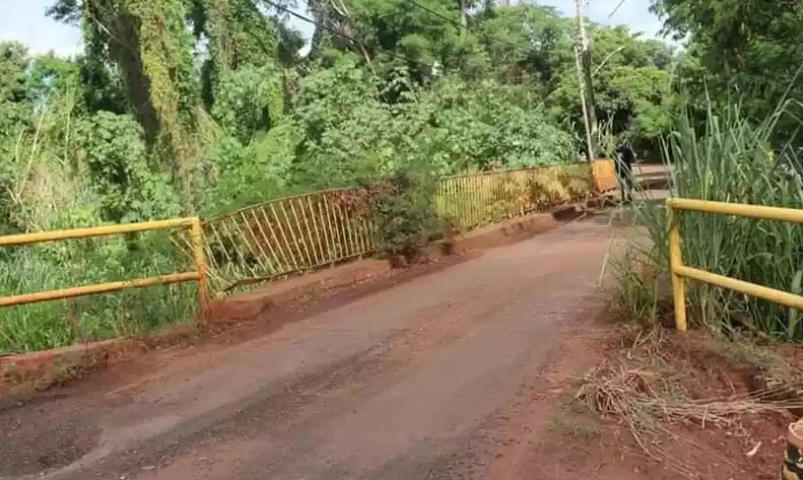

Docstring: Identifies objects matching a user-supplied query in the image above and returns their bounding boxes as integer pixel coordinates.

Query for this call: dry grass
[576,327,803,479]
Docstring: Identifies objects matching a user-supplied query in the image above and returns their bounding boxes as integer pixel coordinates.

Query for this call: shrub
[610,100,803,341]
[367,171,443,262]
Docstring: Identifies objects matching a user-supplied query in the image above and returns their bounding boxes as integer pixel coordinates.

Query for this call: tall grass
[0,232,198,353]
[611,102,803,341]
[0,94,198,354]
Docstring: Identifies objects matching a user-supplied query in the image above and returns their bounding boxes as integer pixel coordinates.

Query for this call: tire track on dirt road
[2,215,618,480]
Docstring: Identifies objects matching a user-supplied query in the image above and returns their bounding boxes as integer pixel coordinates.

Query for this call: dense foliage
[652,0,803,147]
[608,0,803,342]
[5,0,803,348]
[1,1,680,229]
[0,0,690,351]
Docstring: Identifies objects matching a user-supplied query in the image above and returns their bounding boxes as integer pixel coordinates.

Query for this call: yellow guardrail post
[0,217,210,325]
[189,217,210,320]
[666,198,687,332]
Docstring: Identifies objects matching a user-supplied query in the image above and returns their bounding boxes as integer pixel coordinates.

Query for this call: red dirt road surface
[1,215,620,480]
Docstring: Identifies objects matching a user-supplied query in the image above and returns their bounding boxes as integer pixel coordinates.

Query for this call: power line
[608,0,628,20]
[405,0,461,27]
[401,0,536,59]
[263,0,540,76]
[261,0,441,70]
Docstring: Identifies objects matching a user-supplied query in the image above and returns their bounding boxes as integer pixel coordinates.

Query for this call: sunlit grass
[609,101,803,341]
[0,233,198,353]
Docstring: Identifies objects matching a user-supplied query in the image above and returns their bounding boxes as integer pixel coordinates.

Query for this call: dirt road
[1,215,620,480]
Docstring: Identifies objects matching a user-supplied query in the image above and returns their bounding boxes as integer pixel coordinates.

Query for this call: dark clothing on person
[615,145,635,203]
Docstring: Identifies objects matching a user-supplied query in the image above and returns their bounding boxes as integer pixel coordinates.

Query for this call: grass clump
[607,100,803,342]
[577,327,803,478]
[546,411,600,440]
[0,232,197,354]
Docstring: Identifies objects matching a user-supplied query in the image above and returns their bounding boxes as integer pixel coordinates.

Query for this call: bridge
[0,164,667,480]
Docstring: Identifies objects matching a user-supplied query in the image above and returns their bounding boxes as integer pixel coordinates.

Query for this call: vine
[126,0,199,176]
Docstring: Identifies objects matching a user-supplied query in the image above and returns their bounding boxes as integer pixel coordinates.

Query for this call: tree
[651,0,803,143]
[475,5,573,92]
[546,24,675,157]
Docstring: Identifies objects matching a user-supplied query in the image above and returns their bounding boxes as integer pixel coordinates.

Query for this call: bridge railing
[0,218,210,316]
[436,162,598,231]
[203,159,617,292]
[667,197,803,332]
[0,160,617,353]
[0,160,618,313]
[202,188,379,292]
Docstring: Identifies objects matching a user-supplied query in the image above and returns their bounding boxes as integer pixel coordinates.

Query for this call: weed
[546,412,600,440]
[607,101,803,341]
[577,326,803,478]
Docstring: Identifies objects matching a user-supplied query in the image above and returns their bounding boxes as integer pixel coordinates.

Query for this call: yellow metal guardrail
[203,159,617,291]
[667,197,803,332]
[435,162,596,231]
[0,160,617,310]
[0,218,210,316]
[591,158,619,193]
[203,188,377,291]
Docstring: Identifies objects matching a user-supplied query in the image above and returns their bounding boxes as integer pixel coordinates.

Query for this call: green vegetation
[612,103,803,341]
[608,0,803,343]
[24,0,803,352]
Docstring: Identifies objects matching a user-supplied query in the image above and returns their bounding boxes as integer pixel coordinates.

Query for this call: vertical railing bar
[293,196,319,267]
[207,221,236,269]
[219,217,260,278]
[247,209,278,276]
[237,211,273,274]
[355,197,370,255]
[473,173,482,227]
[314,195,333,263]
[230,213,270,275]
[269,202,300,272]
[258,206,291,275]
[334,197,354,258]
[285,198,314,268]
[461,176,469,228]
[321,193,340,261]
[467,175,475,228]
[334,194,350,259]
[345,198,360,257]
[306,195,326,264]
[667,200,688,332]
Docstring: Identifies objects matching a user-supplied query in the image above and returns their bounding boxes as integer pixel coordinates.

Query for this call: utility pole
[574,45,594,163]
[574,0,598,161]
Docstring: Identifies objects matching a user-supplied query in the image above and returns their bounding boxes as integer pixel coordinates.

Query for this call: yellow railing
[591,158,619,193]
[0,218,210,316]
[203,189,377,291]
[203,160,616,290]
[435,162,596,231]
[667,198,803,332]
[0,160,618,309]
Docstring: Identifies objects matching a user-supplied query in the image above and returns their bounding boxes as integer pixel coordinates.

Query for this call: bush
[610,101,803,341]
[367,171,443,262]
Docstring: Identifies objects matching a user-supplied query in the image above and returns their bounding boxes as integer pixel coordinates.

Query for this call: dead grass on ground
[576,326,803,479]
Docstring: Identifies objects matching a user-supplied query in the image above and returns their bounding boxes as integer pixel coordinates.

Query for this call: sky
[0,0,666,58]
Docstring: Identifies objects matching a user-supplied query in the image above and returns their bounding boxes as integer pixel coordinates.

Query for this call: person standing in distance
[615,141,636,204]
